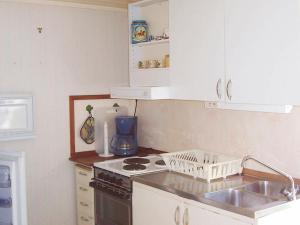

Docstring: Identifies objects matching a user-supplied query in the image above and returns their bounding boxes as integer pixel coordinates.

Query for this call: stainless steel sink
[243,181,300,199]
[204,189,276,208]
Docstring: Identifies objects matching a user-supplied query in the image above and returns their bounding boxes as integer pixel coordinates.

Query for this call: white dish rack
[161,150,243,183]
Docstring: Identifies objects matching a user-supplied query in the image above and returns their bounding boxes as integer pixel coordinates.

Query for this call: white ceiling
[51,0,137,8]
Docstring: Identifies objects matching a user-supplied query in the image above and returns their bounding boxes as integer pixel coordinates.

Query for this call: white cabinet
[133,182,181,225]
[186,200,250,225]
[170,0,225,102]
[133,182,250,225]
[225,0,300,105]
[75,166,94,225]
[169,0,300,108]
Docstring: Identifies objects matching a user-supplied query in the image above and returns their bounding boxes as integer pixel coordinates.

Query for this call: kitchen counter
[69,147,165,167]
[133,171,300,219]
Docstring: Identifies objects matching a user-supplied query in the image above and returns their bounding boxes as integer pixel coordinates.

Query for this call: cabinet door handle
[174,206,180,225]
[80,216,89,222]
[78,171,88,176]
[80,201,89,207]
[216,78,222,99]
[79,186,88,192]
[183,208,189,225]
[226,79,232,100]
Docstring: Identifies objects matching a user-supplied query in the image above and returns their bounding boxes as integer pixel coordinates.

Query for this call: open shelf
[129,0,170,89]
[132,39,169,47]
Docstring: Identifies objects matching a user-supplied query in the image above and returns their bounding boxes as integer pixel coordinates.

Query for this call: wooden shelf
[132,39,169,47]
[134,67,169,71]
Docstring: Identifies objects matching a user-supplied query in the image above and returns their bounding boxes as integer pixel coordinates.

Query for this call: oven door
[94,184,132,225]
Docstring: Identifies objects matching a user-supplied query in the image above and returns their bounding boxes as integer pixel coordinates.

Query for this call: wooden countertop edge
[243,168,300,185]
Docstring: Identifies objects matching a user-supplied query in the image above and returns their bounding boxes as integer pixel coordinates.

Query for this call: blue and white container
[131,20,149,44]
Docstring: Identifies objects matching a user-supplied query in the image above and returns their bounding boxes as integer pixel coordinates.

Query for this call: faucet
[241,155,297,201]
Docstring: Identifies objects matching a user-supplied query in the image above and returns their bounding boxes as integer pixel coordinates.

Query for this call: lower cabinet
[186,201,250,225]
[75,165,94,225]
[133,182,182,225]
[133,182,250,225]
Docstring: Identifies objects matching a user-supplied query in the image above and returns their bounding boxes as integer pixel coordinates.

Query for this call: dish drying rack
[161,150,243,183]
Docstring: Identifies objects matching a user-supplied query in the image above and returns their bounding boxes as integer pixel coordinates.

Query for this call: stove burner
[122,164,147,172]
[155,160,166,166]
[123,157,150,165]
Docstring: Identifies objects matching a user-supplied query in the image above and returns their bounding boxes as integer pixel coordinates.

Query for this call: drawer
[77,199,94,216]
[75,166,93,186]
[76,184,94,201]
[77,212,94,225]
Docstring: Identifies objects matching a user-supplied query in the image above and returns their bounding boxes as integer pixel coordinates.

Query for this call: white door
[0,152,27,225]
[225,0,300,105]
[0,160,14,225]
[185,202,251,225]
[170,0,225,101]
[133,182,182,225]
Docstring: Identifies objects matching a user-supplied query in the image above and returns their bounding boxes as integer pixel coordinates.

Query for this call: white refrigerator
[0,152,27,225]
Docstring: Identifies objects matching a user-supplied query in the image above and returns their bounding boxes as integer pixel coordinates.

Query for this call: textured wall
[0,2,128,225]
[137,100,300,178]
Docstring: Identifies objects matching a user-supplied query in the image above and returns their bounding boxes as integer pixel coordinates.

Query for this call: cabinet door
[186,202,251,225]
[225,0,300,105]
[170,0,225,101]
[133,182,182,225]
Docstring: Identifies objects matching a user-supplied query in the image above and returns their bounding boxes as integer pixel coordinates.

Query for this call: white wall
[137,100,300,178]
[0,2,128,225]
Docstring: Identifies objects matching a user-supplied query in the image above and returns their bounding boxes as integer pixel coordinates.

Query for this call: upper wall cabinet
[170,0,225,102]
[225,0,300,105]
[169,0,300,107]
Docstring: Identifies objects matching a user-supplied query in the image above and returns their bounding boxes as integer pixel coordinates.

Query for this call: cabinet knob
[226,79,232,100]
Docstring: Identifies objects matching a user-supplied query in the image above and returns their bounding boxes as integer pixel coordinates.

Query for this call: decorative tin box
[131,20,149,44]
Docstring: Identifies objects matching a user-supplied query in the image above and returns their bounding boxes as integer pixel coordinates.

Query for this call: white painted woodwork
[111,86,170,99]
[133,182,251,225]
[133,182,182,225]
[185,200,251,225]
[129,0,170,87]
[0,1,127,225]
[0,96,35,141]
[225,0,300,105]
[170,0,225,101]
[7,0,135,9]
[0,152,28,225]
[133,182,300,225]
[75,166,94,225]
[256,200,300,225]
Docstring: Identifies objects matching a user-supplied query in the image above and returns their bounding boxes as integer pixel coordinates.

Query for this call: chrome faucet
[241,155,297,201]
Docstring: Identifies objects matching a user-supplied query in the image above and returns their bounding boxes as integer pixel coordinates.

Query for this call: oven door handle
[90,181,131,200]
